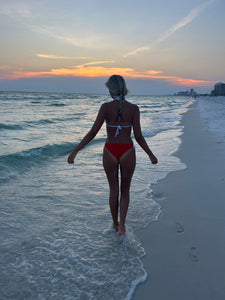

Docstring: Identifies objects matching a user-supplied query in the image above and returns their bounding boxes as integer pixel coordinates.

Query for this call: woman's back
[104,100,138,144]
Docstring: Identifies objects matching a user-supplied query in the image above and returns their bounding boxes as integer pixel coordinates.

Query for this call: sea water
[198,96,225,142]
[0,91,193,300]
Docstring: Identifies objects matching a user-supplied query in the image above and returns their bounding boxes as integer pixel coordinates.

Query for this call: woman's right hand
[67,152,76,164]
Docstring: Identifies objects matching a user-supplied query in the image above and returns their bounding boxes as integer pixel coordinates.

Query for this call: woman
[67,75,158,235]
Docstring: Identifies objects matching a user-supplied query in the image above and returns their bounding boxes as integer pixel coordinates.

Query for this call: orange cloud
[0,64,214,87]
[36,54,89,60]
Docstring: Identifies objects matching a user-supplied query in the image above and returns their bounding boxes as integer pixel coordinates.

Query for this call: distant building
[211,82,225,96]
[189,88,197,98]
[175,88,197,98]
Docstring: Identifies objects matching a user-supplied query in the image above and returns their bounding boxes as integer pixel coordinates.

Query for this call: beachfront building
[174,88,197,98]
[211,82,225,96]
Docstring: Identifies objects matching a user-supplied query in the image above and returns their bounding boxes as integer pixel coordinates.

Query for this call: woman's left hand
[150,154,158,165]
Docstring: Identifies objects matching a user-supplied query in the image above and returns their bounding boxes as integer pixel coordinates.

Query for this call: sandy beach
[133,98,225,300]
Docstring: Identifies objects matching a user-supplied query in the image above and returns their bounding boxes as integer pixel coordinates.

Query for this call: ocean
[198,96,225,140]
[0,91,193,300]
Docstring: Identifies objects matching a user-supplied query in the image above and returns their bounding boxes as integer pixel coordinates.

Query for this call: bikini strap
[106,123,131,137]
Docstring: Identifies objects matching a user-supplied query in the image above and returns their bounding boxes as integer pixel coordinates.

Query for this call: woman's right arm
[67,103,107,164]
[133,105,158,164]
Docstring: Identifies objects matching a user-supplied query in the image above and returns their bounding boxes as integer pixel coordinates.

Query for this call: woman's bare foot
[113,222,119,232]
[118,224,126,235]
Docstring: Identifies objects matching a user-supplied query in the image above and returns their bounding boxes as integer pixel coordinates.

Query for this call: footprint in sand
[190,246,199,262]
[175,222,184,233]
[152,191,165,200]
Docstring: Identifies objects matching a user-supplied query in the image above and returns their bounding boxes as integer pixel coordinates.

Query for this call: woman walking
[68,75,158,235]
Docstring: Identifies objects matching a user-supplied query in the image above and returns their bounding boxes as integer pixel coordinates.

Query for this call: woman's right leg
[103,147,119,230]
[119,148,136,235]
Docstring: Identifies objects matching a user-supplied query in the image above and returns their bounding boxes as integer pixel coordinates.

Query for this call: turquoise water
[0,92,192,299]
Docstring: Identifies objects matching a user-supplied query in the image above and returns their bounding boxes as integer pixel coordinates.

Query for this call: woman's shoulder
[101,99,139,111]
[125,101,139,111]
[100,101,112,109]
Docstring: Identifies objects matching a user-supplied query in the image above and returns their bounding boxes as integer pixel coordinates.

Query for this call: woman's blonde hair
[105,75,128,121]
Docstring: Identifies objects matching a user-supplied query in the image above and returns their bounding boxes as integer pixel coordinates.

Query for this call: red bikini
[105,143,133,160]
[105,122,133,160]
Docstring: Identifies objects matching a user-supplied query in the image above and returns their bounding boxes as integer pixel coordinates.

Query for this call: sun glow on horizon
[0,64,215,87]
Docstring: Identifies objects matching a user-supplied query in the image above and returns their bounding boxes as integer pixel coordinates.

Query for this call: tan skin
[67,94,158,235]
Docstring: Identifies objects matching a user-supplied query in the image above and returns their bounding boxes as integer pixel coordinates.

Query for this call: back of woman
[67,75,158,235]
[104,99,137,144]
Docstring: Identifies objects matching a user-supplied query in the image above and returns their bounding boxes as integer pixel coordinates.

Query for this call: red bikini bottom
[105,143,133,160]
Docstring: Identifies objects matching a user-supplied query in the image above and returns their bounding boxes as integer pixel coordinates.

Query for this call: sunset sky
[0,0,224,95]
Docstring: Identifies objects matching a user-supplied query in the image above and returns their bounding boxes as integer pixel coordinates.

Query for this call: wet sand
[133,99,225,300]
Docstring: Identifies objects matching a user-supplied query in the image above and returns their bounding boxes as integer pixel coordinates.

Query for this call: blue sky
[0,0,224,94]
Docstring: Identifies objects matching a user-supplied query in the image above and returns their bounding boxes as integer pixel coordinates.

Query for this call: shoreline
[133,99,225,300]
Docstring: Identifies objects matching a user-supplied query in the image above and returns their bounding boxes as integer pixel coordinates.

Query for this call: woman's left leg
[119,148,136,235]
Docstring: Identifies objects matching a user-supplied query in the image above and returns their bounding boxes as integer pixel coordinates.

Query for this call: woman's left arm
[67,104,107,164]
